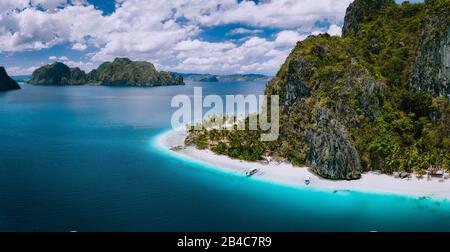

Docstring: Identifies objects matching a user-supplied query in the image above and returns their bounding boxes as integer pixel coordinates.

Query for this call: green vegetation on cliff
[186,0,450,180]
[28,58,184,86]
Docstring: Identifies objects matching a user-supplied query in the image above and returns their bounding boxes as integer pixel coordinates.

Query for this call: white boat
[305,176,311,185]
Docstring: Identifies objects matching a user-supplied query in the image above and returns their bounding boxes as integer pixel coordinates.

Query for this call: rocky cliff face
[410,8,449,99]
[342,0,395,36]
[280,56,314,108]
[269,0,449,179]
[0,67,21,91]
[266,36,382,180]
[28,58,184,86]
[91,58,183,86]
[186,0,450,180]
[28,62,86,85]
[308,106,362,180]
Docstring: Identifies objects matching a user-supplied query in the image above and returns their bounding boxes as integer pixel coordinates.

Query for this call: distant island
[28,58,184,87]
[199,76,219,82]
[185,0,450,180]
[0,67,21,91]
[176,73,271,82]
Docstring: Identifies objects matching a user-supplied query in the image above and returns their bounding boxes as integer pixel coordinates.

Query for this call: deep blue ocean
[1,81,450,231]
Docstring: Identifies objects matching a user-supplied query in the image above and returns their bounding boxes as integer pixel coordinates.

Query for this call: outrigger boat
[246,169,258,177]
[170,145,184,151]
[428,166,445,178]
[305,175,311,185]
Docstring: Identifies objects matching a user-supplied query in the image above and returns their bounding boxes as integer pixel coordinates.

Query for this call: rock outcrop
[342,0,395,37]
[343,61,384,120]
[410,9,449,99]
[28,58,184,86]
[28,62,86,85]
[273,0,449,179]
[265,0,448,179]
[267,37,375,180]
[0,67,21,91]
[185,0,450,180]
[308,106,362,180]
[90,58,183,86]
[281,56,314,108]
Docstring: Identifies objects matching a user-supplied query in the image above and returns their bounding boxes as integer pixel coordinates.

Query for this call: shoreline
[156,130,450,200]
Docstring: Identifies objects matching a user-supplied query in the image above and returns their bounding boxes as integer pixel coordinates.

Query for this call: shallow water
[1,82,449,231]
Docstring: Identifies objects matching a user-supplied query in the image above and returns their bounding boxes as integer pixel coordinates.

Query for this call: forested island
[28,58,184,86]
[185,0,450,180]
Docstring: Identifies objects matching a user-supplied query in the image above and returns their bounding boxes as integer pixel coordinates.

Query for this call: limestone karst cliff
[187,0,450,180]
[28,58,184,86]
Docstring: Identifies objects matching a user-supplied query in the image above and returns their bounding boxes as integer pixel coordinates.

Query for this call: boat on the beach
[428,166,445,178]
[305,176,311,185]
[399,172,410,179]
[170,145,185,151]
[246,169,258,177]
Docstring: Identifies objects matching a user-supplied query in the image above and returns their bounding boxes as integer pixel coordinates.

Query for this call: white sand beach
[157,130,450,200]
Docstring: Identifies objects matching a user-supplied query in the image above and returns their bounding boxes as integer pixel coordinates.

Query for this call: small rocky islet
[186,0,450,180]
[0,67,21,92]
[28,57,184,87]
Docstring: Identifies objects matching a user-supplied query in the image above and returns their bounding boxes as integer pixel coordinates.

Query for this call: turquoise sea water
[1,81,450,231]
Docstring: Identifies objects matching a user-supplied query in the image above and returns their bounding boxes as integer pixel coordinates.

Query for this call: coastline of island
[156,130,450,200]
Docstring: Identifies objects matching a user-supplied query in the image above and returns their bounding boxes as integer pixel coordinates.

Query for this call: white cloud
[0,0,350,75]
[311,24,343,37]
[72,42,87,51]
[49,55,69,61]
[0,5,105,52]
[5,65,39,76]
[63,60,95,71]
[48,55,96,71]
[169,29,308,75]
[0,1,28,13]
[274,30,308,46]
[191,0,352,31]
[327,24,342,36]
[5,58,96,75]
[0,0,88,14]
[227,28,263,36]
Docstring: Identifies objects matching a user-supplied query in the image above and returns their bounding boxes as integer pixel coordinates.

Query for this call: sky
[0,0,422,76]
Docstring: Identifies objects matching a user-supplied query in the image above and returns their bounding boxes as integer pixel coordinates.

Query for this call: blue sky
[0,0,423,76]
